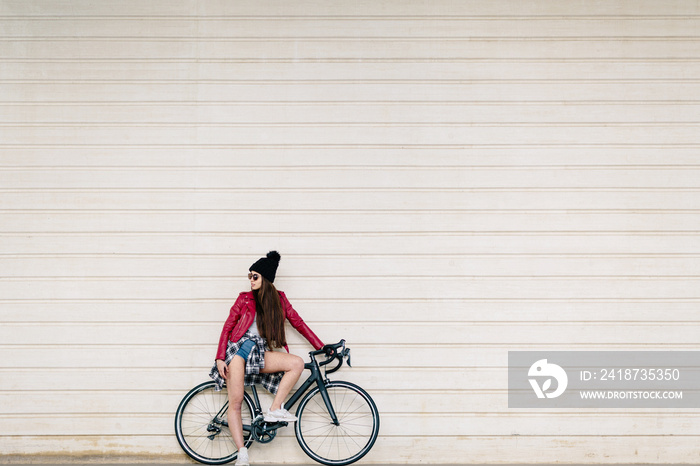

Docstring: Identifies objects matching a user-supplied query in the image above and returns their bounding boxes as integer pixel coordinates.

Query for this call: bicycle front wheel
[174,381,254,465]
[295,381,380,466]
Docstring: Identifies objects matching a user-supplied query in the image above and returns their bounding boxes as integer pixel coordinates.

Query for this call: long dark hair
[253,277,286,348]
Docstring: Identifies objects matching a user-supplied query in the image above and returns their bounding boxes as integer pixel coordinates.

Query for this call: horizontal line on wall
[1,348,697,360]
[2,413,699,421]
[5,252,700,258]
[3,320,699,326]
[0,367,393,373]
[0,165,698,172]
[1,404,699,414]
[2,408,700,419]
[2,435,700,441]
[1,342,697,349]
[385,413,700,420]
[2,367,700,376]
[1,15,699,20]
[0,389,499,395]
[3,115,699,127]
[3,298,700,304]
[0,389,495,397]
[3,208,700,214]
[2,231,700,237]
[5,100,700,106]
[0,344,228,348]
[3,276,700,282]
[6,78,700,84]
[5,36,700,42]
[3,144,700,149]
[3,320,699,327]
[5,57,700,64]
[2,187,700,193]
[5,122,700,128]
[2,404,698,416]
[0,389,200,395]
[6,57,700,63]
[0,367,416,374]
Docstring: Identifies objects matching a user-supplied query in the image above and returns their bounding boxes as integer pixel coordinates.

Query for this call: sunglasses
[248,273,260,281]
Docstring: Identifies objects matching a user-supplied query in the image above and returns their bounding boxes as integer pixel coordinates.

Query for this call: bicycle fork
[317,382,340,426]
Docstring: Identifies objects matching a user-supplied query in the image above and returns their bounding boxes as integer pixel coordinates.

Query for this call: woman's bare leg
[226,356,247,450]
[260,351,305,411]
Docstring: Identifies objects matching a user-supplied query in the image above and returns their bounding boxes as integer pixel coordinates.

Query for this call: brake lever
[344,348,352,368]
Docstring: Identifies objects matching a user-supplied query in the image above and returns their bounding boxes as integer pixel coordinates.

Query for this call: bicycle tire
[294,381,380,466]
[174,381,255,465]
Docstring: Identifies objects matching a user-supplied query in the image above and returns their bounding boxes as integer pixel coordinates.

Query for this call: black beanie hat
[249,250,281,283]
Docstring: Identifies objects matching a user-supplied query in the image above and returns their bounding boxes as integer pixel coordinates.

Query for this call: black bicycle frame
[217,353,340,430]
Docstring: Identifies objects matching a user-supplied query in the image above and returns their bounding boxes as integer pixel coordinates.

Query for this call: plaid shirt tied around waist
[209,331,284,394]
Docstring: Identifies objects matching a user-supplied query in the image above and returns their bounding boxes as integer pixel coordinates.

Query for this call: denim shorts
[235,339,256,361]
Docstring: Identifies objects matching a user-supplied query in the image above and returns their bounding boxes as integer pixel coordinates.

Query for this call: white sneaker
[264,407,298,422]
[235,446,249,466]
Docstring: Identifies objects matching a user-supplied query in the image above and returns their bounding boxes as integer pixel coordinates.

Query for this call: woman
[209,251,325,466]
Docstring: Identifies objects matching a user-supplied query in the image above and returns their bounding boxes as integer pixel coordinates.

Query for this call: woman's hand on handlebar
[216,359,228,380]
[315,340,348,374]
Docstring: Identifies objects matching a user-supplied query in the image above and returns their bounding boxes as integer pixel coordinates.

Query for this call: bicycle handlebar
[310,339,351,374]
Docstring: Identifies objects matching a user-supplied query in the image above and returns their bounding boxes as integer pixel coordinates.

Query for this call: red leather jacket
[216,290,324,360]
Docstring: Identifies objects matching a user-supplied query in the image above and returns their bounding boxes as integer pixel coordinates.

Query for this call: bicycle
[174,340,380,466]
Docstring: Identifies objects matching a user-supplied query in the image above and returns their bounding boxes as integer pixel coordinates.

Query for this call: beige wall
[1,0,700,463]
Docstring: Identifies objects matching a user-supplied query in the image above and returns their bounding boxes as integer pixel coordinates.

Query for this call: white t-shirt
[247,314,260,338]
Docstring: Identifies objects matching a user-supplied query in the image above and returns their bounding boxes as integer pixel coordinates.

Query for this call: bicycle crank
[251,419,286,444]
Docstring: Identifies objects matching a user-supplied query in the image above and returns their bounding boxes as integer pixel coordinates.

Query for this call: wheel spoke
[300,423,337,434]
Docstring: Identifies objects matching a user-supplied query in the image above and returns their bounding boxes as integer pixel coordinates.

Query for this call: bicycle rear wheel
[174,381,254,465]
[295,381,380,466]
